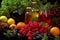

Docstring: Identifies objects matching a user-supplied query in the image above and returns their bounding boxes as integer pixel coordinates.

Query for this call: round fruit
[0,22,8,29]
[50,27,60,36]
[7,18,15,25]
[16,22,26,29]
[0,16,8,22]
[59,31,60,32]
[9,24,16,30]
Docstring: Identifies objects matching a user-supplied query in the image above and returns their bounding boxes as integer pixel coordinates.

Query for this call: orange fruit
[50,27,60,36]
[59,30,60,34]
[16,22,26,29]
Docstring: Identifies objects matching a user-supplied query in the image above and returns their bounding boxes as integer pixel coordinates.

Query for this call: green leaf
[21,0,28,7]
[0,6,10,18]
[55,36,60,40]
[6,30,13,37]
[43,2,51,11]
[42,33,48,40]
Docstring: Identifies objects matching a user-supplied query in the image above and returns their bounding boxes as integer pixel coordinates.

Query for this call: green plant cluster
[0,0,57,18]
[0,0,21,18]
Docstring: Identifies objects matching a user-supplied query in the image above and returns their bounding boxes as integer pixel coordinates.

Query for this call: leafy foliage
[0,0,22,18]
[6,30,13,37]
[0,0,58,18]
[0,6,10,18]
[42,33,48,40]
[55,36,60,40]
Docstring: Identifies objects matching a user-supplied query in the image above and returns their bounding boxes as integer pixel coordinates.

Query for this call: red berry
[32,29,36,32]
[35,28,38,31]
[46,19,51,25]
[33,21,38,28]
[39,28,44,33]
[39,23,43,28]
[29,21,33,25]
[32,34,35,37]
[21,30,27,35]
[19,28,25,33]
[43,28,48,33]
[28,37,32,40]
[29,23,33,27]
[25,24,29,29]
[28,27,31,31]
[27,31,32,37]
